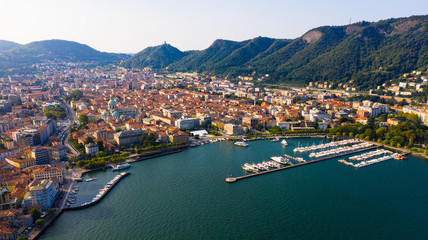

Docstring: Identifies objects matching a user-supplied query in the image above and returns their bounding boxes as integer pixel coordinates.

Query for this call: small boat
[281,139,288,146]
[112,163,131,171]
[234,141,249,147]
[85,178,96,182]
[271,137,280,142]
[394,155,407,160]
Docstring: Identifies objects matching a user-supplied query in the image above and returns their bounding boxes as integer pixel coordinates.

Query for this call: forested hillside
[124,15,428,89]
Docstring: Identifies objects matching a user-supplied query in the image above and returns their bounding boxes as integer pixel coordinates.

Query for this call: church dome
[102,110,107,115]
[113,110,120,116]
[108,99,116,105]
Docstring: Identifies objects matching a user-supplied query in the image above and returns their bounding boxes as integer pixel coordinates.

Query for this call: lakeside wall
[65,172,130,211]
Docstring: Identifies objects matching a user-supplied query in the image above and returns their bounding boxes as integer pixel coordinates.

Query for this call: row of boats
[241,161,282,172]
[271,138,288,146]
[80,172,128,207]
[349,153,402,168]
[234,139,288,147]
[309,142,373,158]
[241,155,307,173]
[65,185,79,207]
[190,138,230,147]
[293,139,360,153]
[349,149,392,161]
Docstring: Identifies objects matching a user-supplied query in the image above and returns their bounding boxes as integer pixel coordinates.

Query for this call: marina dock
[226,145,380,183]
[65,172,130,211]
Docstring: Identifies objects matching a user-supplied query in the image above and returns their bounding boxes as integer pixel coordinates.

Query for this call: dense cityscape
[0,61,427,239]
[0,0,427,236]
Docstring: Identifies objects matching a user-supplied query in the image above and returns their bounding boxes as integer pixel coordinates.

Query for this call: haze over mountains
[0,40,127,75]
[1,15,427,88]
[0,40,22,52]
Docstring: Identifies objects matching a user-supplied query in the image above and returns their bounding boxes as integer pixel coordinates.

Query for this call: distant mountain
[0,40,21,52]
[0,39,128,71]
[122,43,188,69]
[169,37,279,73]
[126,15,428,89]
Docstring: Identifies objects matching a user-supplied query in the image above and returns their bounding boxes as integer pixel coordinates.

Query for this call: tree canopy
[64,89,84,101]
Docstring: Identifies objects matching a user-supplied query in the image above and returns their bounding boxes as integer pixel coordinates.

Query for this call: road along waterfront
[40,138,428,240]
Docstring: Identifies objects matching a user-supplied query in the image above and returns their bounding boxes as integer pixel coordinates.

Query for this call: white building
[28,179,57,210]
[175,118,200,130]
[190,130,208,138]
[399,82,407,88]
[358,102,389,117]
[224,124,244,136]
[85,143,99,156]
[32,165,64,184]
[403,106,428,126]
[303,109,330,122]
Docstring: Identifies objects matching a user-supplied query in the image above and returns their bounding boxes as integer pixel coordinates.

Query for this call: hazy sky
[0,0,426,53]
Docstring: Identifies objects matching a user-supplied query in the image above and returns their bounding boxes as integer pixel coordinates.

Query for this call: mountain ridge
[0,39,128,73]
[1,15,427,89]
[123,15,428,89]
[0,40,22,52]
[121,43,187,69]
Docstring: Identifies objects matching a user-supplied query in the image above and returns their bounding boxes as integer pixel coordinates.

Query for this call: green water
[41,139,428,239]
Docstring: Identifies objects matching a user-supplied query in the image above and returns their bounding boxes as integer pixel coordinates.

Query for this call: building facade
[0,188,17,211]
[85,143,99,157]
[224,124,244,136]
[32,166,64,184]
[175,118,199,130]
[51,145,67,161]
[31,147,50,165]
[114,129,145,146]
[28,180,57,210]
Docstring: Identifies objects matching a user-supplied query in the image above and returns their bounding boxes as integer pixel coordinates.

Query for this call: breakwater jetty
[226,145,380,183]
[65,172,130,211]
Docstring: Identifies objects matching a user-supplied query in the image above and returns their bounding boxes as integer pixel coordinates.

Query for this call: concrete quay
[65,172,130,211]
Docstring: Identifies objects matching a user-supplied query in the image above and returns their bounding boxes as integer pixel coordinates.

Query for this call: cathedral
[101,97,137,122]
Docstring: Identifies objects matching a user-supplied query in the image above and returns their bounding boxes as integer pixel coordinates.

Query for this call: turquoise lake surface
[40,138,428,239]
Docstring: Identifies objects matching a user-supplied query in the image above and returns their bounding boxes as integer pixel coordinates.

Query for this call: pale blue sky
[0,0,426,53]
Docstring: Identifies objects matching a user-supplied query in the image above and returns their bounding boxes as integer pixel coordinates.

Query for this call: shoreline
[32,148,184,240]
[33,137,426,239]
[77,148,185,179]
[65,172,130,211]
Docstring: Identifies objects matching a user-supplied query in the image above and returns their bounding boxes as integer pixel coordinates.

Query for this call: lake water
[40,138,428,239]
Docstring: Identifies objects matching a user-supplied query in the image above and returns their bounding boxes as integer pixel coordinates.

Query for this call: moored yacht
[234,141,249,147]
[112,163,131,171]
[271,156,290,164]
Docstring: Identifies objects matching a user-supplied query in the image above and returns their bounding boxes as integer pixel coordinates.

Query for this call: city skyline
[0,0,427,53]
